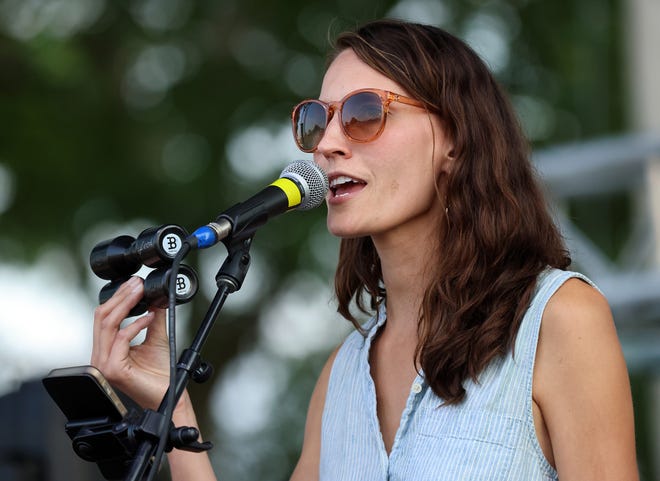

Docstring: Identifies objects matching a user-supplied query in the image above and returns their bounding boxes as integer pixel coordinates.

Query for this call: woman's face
[313,49,453,244]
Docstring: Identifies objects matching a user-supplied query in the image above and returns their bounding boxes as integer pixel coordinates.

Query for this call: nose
[315,109,352,161]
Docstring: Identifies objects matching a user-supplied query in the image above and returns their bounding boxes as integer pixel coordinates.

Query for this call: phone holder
[43,359,214,480]
[68,395,211,480]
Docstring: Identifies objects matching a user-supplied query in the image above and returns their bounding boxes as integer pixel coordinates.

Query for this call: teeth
[330,175,359,188]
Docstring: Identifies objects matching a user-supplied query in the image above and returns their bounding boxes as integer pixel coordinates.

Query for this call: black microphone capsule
[98,265,199,317]
[90,235,141,280]
[90,224,188,280]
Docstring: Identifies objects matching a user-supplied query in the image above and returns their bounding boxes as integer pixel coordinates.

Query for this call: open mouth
[329,175,367,197]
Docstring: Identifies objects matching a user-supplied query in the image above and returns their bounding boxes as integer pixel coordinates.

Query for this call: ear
[436,139,456,175]
[429,114,455,175]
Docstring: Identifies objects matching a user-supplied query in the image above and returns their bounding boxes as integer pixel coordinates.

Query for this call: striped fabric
[320,268,593,480]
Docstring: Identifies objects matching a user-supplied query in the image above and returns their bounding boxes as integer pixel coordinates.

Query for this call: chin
[326,220,367,239]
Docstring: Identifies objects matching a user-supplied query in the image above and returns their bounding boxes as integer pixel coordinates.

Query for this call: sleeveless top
[320,268,594,481]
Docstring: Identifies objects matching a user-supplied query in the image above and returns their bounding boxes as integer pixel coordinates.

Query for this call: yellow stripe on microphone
[271,178,302,208]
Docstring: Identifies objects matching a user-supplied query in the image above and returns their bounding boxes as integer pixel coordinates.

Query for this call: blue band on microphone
[191,226,218,249]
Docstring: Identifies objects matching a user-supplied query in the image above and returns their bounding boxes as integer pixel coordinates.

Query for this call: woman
[92,19,638,480]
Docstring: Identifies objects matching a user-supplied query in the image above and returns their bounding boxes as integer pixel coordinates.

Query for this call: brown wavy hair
[331,19,571,404]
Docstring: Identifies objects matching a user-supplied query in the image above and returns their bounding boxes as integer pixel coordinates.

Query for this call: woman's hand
[91,276,218,480]
[91,275,171,410]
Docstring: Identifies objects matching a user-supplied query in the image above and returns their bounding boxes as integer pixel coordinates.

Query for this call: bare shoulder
[534,276,638,480]
[536,276,625,399]
[535,276,623,402]
[544,276,612,327]
[536,277,622,382]
[289,345,341,481]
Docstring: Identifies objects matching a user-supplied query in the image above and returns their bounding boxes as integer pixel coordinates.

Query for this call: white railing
[534,132,660,370]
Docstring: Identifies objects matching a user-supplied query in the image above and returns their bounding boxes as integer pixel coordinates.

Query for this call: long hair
[331,19,570,404]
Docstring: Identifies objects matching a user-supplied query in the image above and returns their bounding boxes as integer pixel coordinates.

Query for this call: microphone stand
[124,233,255,481]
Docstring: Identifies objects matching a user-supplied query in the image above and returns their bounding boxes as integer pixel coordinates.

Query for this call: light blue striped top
[320,268,593,480]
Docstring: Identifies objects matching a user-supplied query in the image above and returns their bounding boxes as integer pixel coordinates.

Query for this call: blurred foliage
[0,0,646,480]
[0,0,626,261]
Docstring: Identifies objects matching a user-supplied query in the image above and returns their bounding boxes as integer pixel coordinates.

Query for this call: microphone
[190,160,328,248]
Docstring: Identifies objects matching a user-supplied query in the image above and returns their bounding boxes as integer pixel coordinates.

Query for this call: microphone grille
[281,160,329,210]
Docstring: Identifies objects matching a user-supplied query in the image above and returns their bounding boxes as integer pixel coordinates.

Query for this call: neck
[373,230,437,334]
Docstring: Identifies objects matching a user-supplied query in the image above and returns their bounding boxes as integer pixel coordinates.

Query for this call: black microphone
[89,224,188,280]
[189,160,328,248]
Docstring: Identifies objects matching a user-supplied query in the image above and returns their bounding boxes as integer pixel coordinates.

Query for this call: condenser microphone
[190,160,328,248]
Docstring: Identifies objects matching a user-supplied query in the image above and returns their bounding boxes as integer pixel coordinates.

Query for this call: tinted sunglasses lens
[342,91,384,141]
[295,101,327,151]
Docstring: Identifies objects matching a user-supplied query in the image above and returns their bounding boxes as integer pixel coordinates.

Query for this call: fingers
[102,311,156,375]
[91,276,144,366]
[89,276,177,410]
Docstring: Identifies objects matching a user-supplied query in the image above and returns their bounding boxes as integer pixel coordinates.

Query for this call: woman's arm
[289,346,339,481]
[167,391,216,480]
[534,278,638,480]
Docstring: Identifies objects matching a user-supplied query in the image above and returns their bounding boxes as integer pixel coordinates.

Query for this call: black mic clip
[67,405,212,479]
[214,230,254,293]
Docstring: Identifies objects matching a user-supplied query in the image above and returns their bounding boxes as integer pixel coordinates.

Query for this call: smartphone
[42,365,128,422]
[43,366,145,479]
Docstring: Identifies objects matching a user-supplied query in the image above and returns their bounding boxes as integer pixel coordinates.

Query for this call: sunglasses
[291,88,426,153]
